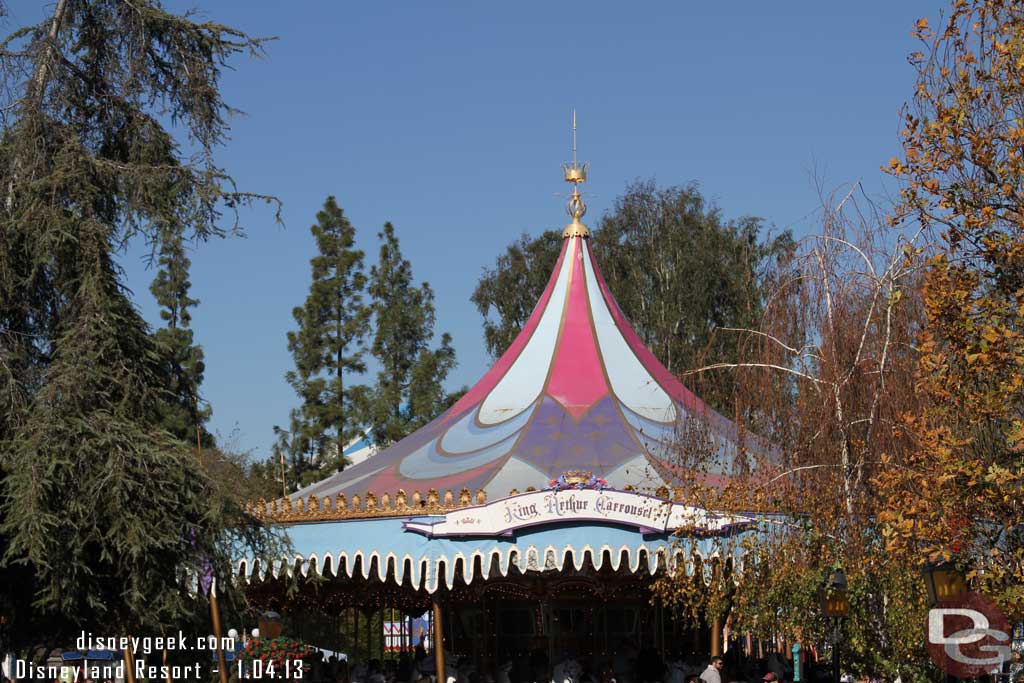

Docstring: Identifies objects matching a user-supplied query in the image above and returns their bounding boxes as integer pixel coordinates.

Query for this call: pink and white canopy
[296,235,769,503]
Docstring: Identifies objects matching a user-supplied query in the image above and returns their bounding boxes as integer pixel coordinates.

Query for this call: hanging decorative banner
[402,488,749,538]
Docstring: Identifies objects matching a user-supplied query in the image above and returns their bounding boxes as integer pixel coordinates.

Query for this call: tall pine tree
[149,225,213,446]
[284,196,370,487]
[0,0,282,647]
[363,222,460,446]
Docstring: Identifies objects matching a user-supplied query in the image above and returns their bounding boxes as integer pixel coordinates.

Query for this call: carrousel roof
[295,223,770,506]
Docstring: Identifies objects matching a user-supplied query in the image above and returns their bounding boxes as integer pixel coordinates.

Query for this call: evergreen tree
[0,0,281,647]
[284,196,370,486]
[363,222,460,446]
[470,229,563,359]
[594,180,795,412]
[149,225,213,445]
[272,419,306,494]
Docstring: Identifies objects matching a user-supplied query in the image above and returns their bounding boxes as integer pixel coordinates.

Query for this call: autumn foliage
[656,0,1024,675]
[652,190,932,678]
[880,0,1024,615]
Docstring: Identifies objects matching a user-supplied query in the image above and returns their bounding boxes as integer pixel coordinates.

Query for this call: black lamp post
[820,568,849,683]
[922,560,967,607]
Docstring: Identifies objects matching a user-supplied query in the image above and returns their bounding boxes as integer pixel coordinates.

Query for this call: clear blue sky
[8,1,943,462]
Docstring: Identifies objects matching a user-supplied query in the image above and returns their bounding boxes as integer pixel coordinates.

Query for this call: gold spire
[562,110,589,238]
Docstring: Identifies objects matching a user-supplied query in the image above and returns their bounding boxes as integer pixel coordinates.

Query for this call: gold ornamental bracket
[562,469,593,485]
[247,487,489,524]
[562,110,590,239]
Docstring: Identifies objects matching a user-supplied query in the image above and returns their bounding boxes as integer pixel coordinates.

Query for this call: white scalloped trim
[237,541,744,593]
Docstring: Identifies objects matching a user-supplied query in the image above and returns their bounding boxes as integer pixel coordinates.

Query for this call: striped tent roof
[295,233,769,504]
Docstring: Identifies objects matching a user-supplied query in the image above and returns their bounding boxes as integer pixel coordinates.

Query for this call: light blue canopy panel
[236,516,746,594]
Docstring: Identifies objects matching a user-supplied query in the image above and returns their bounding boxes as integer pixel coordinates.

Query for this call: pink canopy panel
[294,235,771,503]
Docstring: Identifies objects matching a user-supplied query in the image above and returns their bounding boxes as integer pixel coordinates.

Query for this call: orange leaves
[981,325,1003,344]
[882,0,1024,612]
[914,17,933,39]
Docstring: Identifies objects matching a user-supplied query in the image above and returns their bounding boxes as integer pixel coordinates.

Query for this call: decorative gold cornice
[247,485,689,524]
[246,487,488,524]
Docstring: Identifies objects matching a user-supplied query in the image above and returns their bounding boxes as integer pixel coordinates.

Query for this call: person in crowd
[397,655,413,683]
[764,654,785,683]
[699,657,724,683]
[635,647,664,683]
[494,656,512,683]
[529,648,549,683]
[598,663,617,683]
[351,659,368,683]
[336,659,351,683]
[414,645,432,682]
[368,659,385,683]
[613,640,637,683]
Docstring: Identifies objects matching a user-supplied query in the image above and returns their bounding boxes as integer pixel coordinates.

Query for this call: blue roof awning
[238,515,748,593]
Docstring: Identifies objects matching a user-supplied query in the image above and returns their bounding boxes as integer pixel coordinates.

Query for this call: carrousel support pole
[210,584,229,683]
[123,641,137,683]
[710,614,722,657]
[432,597,446,683]
[160,627,172,683]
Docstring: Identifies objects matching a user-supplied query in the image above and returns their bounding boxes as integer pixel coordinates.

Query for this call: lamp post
[820,568,849,683]
[922,560,968,683]
[922,560,967,607]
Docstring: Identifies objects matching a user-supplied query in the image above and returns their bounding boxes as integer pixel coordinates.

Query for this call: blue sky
[8,1,943,461]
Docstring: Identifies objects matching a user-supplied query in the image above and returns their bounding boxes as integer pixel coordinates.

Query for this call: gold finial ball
[563,187,589,238]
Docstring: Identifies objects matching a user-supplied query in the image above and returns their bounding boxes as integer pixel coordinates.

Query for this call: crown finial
[562,110,589,239]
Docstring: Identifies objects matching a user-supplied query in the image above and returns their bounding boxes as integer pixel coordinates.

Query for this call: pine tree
[0,0,282,647]
[470,229,563,359]
[364,222,460,446]
[284,197,370,486]
[149,225,213,445]
[4,198,216,636]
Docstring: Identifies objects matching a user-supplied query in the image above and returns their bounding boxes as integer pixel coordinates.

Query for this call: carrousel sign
[402,487,750,538]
